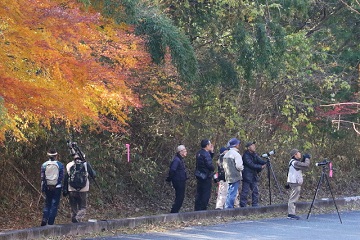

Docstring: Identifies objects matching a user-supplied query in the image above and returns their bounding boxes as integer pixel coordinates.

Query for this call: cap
[245,141,256,148]
[47,149,58,156]
[176,145,186,152]
[227,138,241,148]
[201,139,211,148]
[290,149,299,157]
[219,146,228,154]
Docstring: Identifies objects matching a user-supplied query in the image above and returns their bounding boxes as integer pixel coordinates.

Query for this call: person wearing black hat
[194,139,215,211]
[223,138,243,208]
[40,149,64,226]
[286,149,311,220]
[166,145,188,213]
[240,141,267,207]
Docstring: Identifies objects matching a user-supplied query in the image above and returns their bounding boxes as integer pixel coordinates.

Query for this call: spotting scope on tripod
[307,159,342,224]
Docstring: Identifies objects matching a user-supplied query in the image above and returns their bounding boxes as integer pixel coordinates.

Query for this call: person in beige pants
[287,149,311,220]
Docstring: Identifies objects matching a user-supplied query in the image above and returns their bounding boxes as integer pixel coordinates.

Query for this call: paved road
[85,211,359,240]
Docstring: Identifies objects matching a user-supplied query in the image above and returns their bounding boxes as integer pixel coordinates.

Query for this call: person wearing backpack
[215,146,230,209]
[40,149,64,226]
[63,153,96,223]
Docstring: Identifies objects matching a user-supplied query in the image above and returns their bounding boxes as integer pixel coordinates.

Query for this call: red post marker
[329,162,333,178]
[126,144,130,162]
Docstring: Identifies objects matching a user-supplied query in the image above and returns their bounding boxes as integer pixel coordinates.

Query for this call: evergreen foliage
[90,0,198,82]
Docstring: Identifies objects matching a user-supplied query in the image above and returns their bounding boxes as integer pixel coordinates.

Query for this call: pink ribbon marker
[125,144,130,162]
[329,162,333,178]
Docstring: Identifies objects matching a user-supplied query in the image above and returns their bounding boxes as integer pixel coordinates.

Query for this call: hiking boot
[287,214,300,220]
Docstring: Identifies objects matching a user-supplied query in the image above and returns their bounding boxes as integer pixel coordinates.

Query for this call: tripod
[306,165,342,223]
[265,157,285,205]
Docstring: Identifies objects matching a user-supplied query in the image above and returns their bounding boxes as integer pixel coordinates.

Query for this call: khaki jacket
[223,148,243,184]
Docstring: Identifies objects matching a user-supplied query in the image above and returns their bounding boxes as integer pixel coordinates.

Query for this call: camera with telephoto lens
[66,140,77,156]
[261,150,275,158]
[315,159,330,167]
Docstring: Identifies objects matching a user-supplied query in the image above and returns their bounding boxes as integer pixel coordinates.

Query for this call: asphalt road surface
[85,211,360,240]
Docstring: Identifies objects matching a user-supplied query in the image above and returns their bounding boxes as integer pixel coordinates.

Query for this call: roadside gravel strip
[1,196,360,240]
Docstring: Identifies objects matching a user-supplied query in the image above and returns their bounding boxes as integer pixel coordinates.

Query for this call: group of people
[166,138,311,220]
[41,138,311,226]
[40,149,96,226]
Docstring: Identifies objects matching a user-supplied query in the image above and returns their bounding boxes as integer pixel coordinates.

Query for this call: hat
[219,146,228,154]
[290,149,299,157]
[245,141,256,148]
[227,138,241,148]
[176,145,186,152]
[201,139,211,148]
[47,149,58,156]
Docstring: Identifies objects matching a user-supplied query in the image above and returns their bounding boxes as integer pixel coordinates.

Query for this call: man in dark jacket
[240,141,267,207]
[194,139,214,211]
[166,145,188,213]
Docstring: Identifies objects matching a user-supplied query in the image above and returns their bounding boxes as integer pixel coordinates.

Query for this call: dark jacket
[242,150,267,183]
[195,149,215,179]
[168,153,188,182]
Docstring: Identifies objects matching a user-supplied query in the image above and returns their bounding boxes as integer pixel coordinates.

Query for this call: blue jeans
[42,187,61,225]
[225,180,240,208]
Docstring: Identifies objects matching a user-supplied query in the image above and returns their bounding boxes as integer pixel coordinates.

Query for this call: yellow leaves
[0,17,10,36]
[77,42,91,53]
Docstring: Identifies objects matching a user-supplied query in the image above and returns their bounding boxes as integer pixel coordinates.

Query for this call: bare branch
[331,120,360,135]
[353,123,360,134]
[339,0,360,15]
[320,102,360,107]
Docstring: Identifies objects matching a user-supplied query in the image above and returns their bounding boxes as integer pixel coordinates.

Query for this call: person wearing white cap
[166,145,188,213]
[287,149,311,220]
[40,149,64,226]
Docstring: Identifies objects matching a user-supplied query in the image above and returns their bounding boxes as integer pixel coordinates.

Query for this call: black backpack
[69,161,88,190]
[217,154,226,181]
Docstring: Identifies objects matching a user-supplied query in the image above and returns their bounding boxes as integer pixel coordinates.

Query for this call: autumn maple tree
[0,0,180,142]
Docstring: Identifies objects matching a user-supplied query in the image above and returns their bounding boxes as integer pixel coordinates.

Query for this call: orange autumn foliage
[0,0,158,141]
